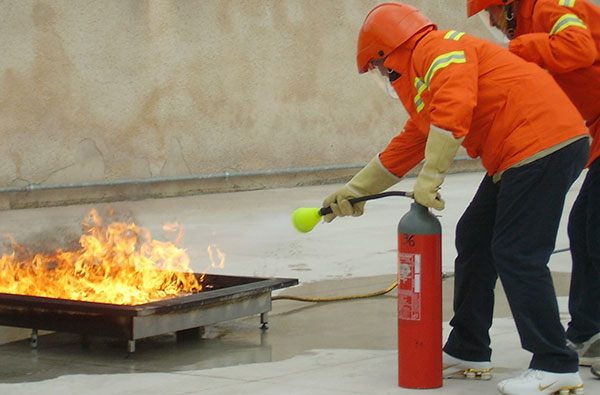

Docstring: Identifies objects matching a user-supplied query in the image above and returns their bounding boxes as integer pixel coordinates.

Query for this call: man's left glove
[323,155,401,222]
[413,126,463,211]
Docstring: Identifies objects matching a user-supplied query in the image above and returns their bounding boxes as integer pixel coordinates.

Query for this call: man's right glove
[323,155,401,222]
[413,126,463,211]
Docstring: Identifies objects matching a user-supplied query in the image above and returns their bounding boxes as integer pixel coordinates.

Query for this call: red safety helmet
[357,2,436,74]
[467,0,517,17]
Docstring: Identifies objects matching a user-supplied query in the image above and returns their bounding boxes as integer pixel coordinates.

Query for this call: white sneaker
[567,332,600,366]
[497,369,584,395]
[443,351,492,380]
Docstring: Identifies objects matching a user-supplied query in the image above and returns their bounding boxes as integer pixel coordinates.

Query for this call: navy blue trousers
[443,139,588,373]
[567,157,600,343]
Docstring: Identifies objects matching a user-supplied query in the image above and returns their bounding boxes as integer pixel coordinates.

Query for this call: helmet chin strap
[388,69,402,82]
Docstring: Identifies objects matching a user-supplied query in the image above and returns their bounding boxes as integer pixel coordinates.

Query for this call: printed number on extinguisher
[398,252,421,320]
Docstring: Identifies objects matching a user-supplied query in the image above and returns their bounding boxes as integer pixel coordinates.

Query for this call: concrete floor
[0,171,598,394]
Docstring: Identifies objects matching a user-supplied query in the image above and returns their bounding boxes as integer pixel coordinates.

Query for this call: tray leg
[30,329,38,349]
[260,312,269,330]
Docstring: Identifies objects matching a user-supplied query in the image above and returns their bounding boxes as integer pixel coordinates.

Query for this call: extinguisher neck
[411,202,429,213]
[398,202,441,235]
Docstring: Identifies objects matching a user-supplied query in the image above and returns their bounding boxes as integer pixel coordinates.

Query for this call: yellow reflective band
[558,0,576,7]
[550,14,587,35]
[414,78,427,113]
[424,51,466,86]
[444,30,466,41]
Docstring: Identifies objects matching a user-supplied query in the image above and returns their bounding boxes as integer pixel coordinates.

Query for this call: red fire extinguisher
[397,202,442,388]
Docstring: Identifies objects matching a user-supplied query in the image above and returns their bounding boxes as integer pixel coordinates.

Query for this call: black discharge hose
[318,191,414,216]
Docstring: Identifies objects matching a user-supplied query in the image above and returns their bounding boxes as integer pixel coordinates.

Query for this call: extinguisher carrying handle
[318,191,414,216]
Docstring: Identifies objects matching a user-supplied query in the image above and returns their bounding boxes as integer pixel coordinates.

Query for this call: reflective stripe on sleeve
[424,51,466,86]
[558,0,576,7]
[444,30,466,41]
[550,13,587,35]
[414,78,427,113]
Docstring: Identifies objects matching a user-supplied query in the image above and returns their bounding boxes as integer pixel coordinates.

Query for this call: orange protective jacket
[379,29,588,178]
[510,0,600,167]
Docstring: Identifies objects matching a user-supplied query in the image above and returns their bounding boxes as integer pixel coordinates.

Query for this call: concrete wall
[0,0,597,208]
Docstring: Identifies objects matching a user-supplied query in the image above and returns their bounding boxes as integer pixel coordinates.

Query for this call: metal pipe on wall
[0,157,475,194]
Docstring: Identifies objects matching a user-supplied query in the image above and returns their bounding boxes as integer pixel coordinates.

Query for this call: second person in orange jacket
[468,0,600,377]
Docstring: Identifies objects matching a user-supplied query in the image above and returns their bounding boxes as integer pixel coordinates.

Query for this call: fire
[207,244,226,269]
[0,209,207,305]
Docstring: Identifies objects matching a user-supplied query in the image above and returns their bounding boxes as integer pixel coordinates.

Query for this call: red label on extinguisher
[398,252,421,320]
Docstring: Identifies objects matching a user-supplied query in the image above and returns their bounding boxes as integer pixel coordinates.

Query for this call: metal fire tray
[0,273,298,352]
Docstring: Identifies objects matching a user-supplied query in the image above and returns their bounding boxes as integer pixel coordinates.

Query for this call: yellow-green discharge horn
[292,191,414,233]
[292,207,324,233]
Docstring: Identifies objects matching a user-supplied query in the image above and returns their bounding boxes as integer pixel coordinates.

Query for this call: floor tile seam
[197,374,373,395]
[257,372,397,394]
[157,368,369,394]
[162,349,396,383]
[152,369,252,382]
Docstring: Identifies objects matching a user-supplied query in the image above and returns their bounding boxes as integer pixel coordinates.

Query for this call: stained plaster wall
[1,0,596,208]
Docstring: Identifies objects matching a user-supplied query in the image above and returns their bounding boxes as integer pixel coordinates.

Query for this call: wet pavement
[0,171,598,394]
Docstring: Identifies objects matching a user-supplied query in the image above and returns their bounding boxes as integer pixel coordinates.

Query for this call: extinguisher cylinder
[396,202,442,388]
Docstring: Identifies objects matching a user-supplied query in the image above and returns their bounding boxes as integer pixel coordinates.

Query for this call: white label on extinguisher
[398,253,421,320]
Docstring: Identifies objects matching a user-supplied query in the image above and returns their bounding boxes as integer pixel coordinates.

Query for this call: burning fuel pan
[0,273,298,353]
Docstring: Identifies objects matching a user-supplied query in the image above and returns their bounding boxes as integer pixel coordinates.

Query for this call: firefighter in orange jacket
[468,0,600,378]
[322,2,589,394]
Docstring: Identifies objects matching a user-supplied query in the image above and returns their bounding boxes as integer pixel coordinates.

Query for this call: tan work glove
[413,126,463,211]
[323,155,401,222]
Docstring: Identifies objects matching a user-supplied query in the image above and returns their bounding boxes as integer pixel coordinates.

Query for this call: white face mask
[368,59,399,99]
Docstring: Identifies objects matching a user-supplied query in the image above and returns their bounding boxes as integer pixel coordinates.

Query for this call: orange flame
[0,209,203,305]
[207,244,226,269]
